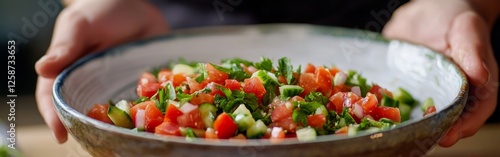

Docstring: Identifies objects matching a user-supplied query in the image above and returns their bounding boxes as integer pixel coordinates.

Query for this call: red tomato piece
[374,106,401,122]
[155,121,181,136]
[177,108,205,129]
[144,102,164,132]
[205,128,219,139]
[203,64,229,85]
[269,117,297,132]
[328,92,361,114]
[335,126,349,134]
[171,73,187,87]
[243,77,267,100]
[315,66,333,96]
[271,102,293,122]
[190,93,215,105]
[328,67,340,76]
[164,104,183,122]
[130,101,151,124]
[224,79,242,91]
[186,77,201,94]
[214,113,238,139]
[136,82,161,98]
[298,73,318,96]
[304,63,316,73]
[424,106,437,116]
[87,104,113,124]
[205,82,225,96]
[307,114,326,128]
[355,92,378,114]
[138,72,156,86]
[369,84,393,100]
[157,69,172,83]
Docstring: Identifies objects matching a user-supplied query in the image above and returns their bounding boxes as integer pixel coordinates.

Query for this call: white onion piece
[352,103,364,119]
[135,109,146,129]
[271,127,283,138]
[180,102,198,114]
[334,72,347,85]
[351,86,362,97]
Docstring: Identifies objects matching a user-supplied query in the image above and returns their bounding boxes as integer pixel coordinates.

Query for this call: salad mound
[87,57,436,141]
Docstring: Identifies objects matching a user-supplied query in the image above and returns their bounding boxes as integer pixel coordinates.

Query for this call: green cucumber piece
[172,64,195,75]
[115,100,131,114]
[252,70,279,87]
[199,103,218,128]
[296,127,317,141]
[233,104,252,116]
[246,120,267,139]
[399,103,412,121]
[107,106,134,128]
[393,88,416,106]
[234,113,256,131]
[314,105,328,116]
[381,95,399,108]
[279,85,304,98]
[421,98,435,112]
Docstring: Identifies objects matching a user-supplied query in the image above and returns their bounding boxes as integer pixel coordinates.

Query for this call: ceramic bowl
[53,24,468,157]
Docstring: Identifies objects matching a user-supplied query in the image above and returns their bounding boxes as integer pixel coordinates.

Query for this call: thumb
[35,10,90,78]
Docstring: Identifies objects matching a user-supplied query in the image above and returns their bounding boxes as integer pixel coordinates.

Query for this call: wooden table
[16,124,500,157]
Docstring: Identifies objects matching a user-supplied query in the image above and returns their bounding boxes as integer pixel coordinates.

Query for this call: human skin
[36,0,498,147]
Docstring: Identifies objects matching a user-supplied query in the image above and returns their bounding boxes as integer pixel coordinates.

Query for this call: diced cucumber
[252,70,278,87]
[279,85,304,98]
[234,114,256,131]
[364,127,380,133]
[115,100,131,114]
[314,105,328,116]
[172,64,195,75]
[199,103,217,128]
[296,127,317,141]
[107,106,134,128]
[421,98,435,112]
[246,120,267,139]
[393,88,416,106]
[399,103,411,121]
[381,95,399,108]
[347,125,358,136]
[233,104,252,116]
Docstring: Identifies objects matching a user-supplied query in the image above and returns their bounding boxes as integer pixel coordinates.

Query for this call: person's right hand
[35,0,169,143]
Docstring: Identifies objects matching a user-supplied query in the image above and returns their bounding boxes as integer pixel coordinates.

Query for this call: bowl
[53,24,468,157]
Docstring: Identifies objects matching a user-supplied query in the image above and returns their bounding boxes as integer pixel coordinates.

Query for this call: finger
[35,9,90,78]
[36,77,68,143]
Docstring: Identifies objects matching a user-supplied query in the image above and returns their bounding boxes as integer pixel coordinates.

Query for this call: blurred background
[0,0,499,156]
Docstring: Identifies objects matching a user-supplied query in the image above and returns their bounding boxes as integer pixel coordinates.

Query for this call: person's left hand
[383,0,499,147]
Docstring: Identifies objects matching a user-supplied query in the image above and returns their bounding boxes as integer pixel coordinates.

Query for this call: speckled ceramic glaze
[53,24,468,157]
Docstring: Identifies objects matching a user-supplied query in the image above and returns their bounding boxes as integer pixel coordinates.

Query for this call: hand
[383,0,499,147]
[35,0,169,143]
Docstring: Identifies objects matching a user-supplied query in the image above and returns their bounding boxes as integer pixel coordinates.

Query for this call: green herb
[177,93,193,105]
[210,63,249,81]
[251,108,271,125]
[195,63,208,83]
[214,88,259,113]
[262,85,276,106]
[165,83,176,100]
[305,92,329,104]
[221,58,254,67]
[292,109,308,126]
[323,110,339,133]
[276,57,295,85]
[135,96,148,104]
[291,101,323,126]
[254,57,274,72]
[381,94,399,107]
[340,107,356,126]
[345,70,371,97]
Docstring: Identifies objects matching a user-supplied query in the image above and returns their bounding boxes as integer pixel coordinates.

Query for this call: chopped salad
[87,57,436,141]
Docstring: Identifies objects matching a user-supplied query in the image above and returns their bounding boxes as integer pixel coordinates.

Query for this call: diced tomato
[177,108,205,129]
[307,114,326,128]
[130,101,163,132]
[155,121,181,136]
[171,73,187,87]
[269,117,296,132]
[243,65,258,74]
[203,64,229,85]
[138,72,156,86]
[424,106,437,116]
[87,104,113,124]
[278,76,287,85]
[328,67,340,76]
[190,93,215,105]
[164,104,183,122]
[298,73,318,96]
[157,69,172,83]
[374,106,401,122]
[205,128,218,139]
[369,84,393,100]
[328,92,361,114]
[136,82,161,98]
[335,126,349,134]
[224,79,242,91]
[214,113,238,139]
[315,66,333,96]
[304,64,316,73]
[271,102,293,122]
[290,96,305,102]
[186,77,201,94]
[243,77,267,100]
[355,92,378,114]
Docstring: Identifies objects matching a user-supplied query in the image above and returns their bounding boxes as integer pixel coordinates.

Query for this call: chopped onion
[271,127,283,138]
[352,103,364,119]
[135,109,145,129]
[334,72,347,86]
[180,102,198,114]
[351,86,361,97]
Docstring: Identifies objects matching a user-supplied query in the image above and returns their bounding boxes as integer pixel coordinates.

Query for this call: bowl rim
[53,23,469,146]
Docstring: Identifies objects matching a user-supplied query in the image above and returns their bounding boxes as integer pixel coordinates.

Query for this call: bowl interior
[54,24,466,145]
